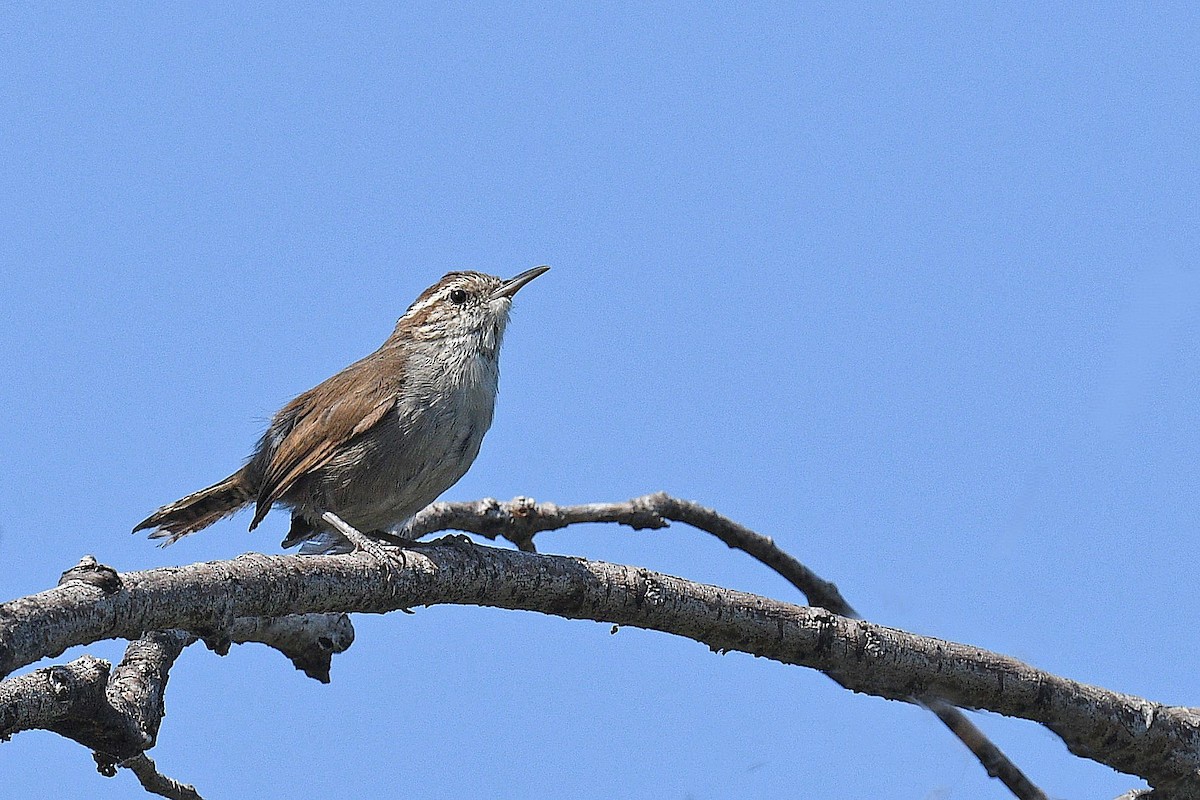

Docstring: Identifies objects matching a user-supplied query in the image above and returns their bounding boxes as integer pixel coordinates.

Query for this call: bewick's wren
[134,266,548,549]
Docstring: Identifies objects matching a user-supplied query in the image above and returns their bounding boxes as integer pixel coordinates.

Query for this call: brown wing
[248,356,399,530]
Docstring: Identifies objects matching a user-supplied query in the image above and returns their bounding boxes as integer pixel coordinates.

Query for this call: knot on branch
[59,555,123,595]
[624,492,673,530]
[496,496,539,552]
[94,750,119,777]
[48,663,84,700]
[228,614,356,684]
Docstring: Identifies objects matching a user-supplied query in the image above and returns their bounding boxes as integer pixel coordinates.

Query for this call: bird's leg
[320,511,397,564]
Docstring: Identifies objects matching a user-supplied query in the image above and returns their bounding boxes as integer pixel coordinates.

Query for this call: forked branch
[0,597,354,799]
[408,494,1047,798]
[0,496,1193,798]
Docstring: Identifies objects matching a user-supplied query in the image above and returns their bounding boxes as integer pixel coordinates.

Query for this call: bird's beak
[492,265,550,299]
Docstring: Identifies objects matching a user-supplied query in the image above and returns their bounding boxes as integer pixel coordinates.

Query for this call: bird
[134,266,549,551]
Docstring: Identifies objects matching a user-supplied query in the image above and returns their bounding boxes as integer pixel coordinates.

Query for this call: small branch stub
[58,555,123,595]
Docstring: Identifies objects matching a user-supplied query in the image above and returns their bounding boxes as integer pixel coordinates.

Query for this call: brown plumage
[132,473,254,538]
[134,267,548,548]
[247,349,404,531]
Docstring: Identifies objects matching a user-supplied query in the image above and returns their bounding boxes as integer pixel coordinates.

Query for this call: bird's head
[394,266,549,355]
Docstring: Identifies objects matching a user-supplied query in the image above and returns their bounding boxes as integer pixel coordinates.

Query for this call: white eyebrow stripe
[405,291,446,316]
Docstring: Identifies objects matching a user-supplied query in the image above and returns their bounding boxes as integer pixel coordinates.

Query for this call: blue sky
[1,4,1197,798]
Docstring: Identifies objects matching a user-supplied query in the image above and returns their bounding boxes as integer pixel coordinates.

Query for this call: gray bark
[1,536,1196,795]
[0,495,1192,798]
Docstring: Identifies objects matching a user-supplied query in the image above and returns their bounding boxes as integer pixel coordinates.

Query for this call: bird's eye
[449,289,468,305]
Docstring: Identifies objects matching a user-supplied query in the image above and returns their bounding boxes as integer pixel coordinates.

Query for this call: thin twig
[121,753,203,800]
[925,698,1048,800]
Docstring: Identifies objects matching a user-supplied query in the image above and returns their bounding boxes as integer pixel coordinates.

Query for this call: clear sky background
[1,5,1197,799]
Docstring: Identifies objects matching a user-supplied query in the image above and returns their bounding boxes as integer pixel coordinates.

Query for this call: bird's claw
[321,511,399,566]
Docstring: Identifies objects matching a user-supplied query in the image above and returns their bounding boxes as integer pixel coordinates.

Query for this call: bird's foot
[320,511,399,565]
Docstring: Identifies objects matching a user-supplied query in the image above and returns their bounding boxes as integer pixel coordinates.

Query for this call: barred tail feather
[133,471,254,545]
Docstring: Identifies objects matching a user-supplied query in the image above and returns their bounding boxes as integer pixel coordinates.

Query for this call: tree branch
[0,591,354,800]
[101,629,192,761]
[0,609,353,741]
[409,494,1047,799]
[0,631,189,762]
[224,613,355,684]
[0,630,201,798]
[1,542,1195,795]
[0,653,111,743]
[121,753,203,800]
